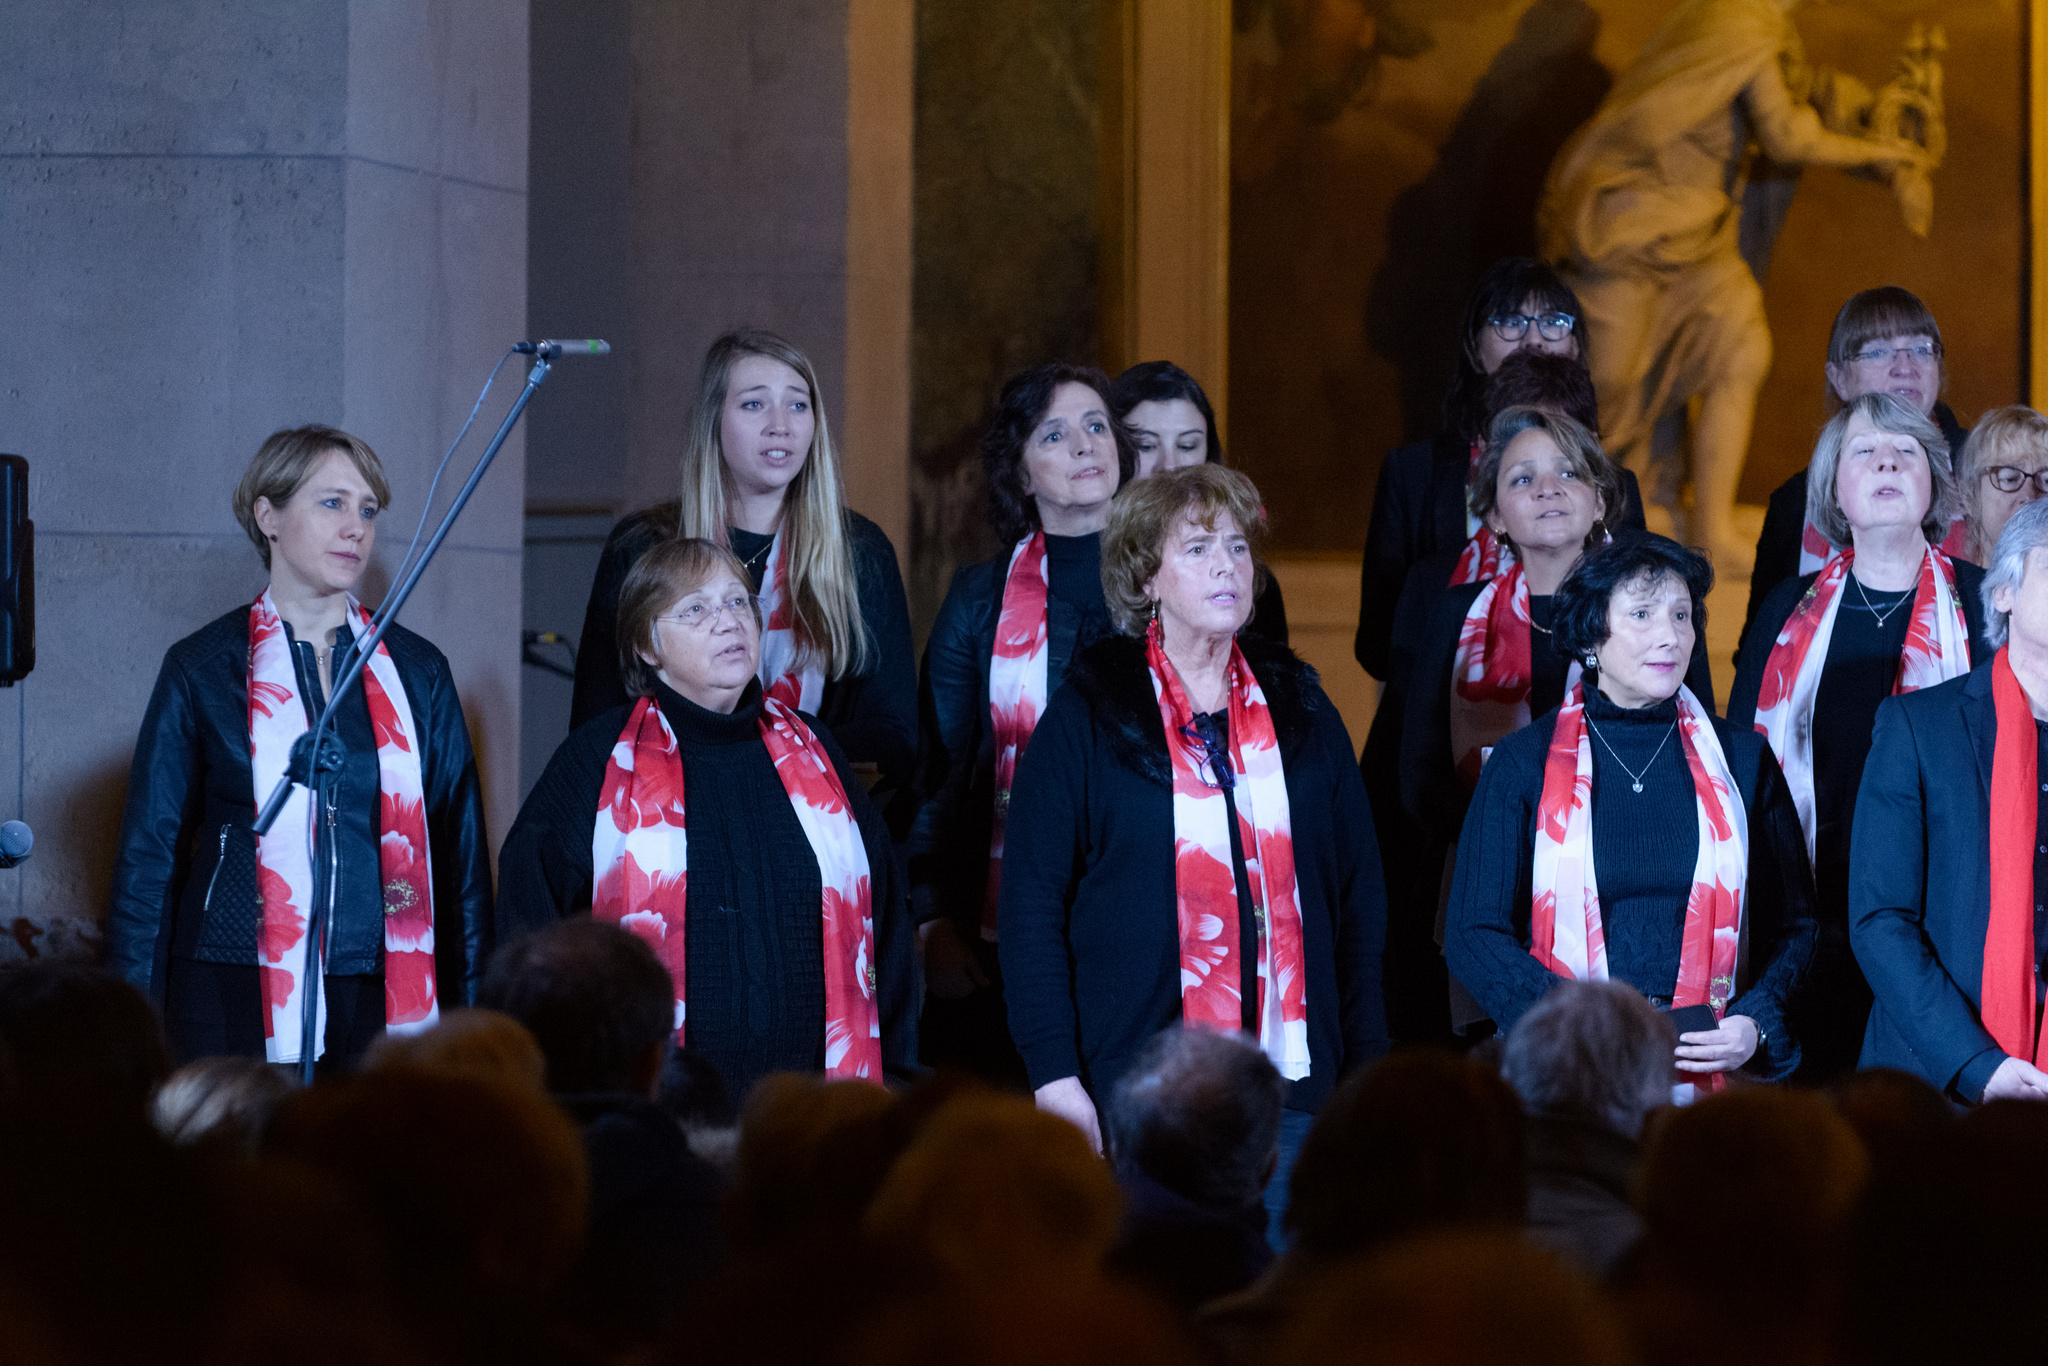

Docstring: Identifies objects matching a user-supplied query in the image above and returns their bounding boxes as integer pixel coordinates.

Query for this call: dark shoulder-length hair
[1107,360,1223,464]
[1551,534,1714,668]
[1444,258,1585,444]
[983,362,1139,544]
[1481,351,1598,437]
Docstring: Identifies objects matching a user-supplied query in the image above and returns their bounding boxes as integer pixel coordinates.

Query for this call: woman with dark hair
[1730,391,1988,1078]
[999,464,1385,1242]
[109,426,493,1068]
[1356,257,1648,684]
[910,362,1136,1081]
[1109,359,1287,641]
[570,328,917,811]
[1445,536,1817,1082]
[1741,286,1974,651]
[499,538,913,1101]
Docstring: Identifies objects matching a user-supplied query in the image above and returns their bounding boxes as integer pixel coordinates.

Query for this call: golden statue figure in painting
[1539,0,1945,568]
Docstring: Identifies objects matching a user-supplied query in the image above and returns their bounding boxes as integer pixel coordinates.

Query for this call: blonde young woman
[571,329,916,794]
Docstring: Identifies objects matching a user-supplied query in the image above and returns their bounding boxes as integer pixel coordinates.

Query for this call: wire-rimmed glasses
[655,594,760,633]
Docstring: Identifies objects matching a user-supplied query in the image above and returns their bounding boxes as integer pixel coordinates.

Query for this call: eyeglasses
[1850,342,1940,365]
[1179,716,1235,793]
[1485,312,1576,343]
[1982,466,2048,495]
[655,595,759,633]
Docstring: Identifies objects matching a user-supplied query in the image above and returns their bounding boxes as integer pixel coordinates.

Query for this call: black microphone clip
[515,339,611,358]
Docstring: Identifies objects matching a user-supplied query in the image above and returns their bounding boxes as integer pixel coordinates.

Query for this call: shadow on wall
[1364,0,1610,442]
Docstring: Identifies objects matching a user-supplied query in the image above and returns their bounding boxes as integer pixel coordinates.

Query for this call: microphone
[0,819,31,869]
[514,339,611,358]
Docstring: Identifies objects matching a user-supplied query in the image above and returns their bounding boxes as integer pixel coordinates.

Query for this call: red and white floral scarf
[982,533,1051,939]
[591,693,882,1080]
[1449,555,1584,789]
[248,592,437,1064]
[1752,544,1971,858]
[757,529,826,715]
[1449,438,1500,586]
[1532,681,1747,1035]
[1145,622,1310,1079]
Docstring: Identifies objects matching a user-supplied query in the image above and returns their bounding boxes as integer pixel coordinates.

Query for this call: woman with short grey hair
[1979,493,2048,648]
[1730,389,1989,1081]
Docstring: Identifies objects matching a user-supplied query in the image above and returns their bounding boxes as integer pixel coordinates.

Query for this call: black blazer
[1739,402,1972,658]
[910,549,1287,931]
[997,633,1388,1115]
[1398,548,1717,851]
[108,606,493,1004]
[1355,431,1646,682]
[1443,706,1818,1079]
[1849,664,2022,1101]
[570,504,919,803]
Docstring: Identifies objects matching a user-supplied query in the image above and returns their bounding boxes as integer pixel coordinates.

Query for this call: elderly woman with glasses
[1956,406,2048,566]
[999,463,1387,1241]
[499,538,914,1099]
[1729,390,1991,1081]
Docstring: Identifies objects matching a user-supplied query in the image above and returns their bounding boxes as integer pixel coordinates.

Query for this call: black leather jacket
[108,605,493,1003]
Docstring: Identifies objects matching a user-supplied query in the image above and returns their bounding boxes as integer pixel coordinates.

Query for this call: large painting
[1227,0,2023,557]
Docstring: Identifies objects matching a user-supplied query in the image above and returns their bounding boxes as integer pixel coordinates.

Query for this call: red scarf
[1145,623,1310,1079]
[1984,649,2046,1065]
[758,529,825,714]
[1752,545,1971,858]
[1449,556,1584,788]
[592,693,882,1080]
[248,592,437,1064]
[983,533,1051,939]
[1449,438,1501,586]
[1800,513,1971,575]
[1533,681,1748,1086]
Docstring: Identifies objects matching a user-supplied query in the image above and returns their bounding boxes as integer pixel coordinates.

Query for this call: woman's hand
[918,919,988,1000]
[1035,1075,1103,1154]
[1981,1056,2048,1102]
[1675,1013,1759,1074]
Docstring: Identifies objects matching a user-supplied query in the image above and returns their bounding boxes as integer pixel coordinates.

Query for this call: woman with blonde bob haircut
[1955,405,2048,566]
[504,537,914,1100]
[1731,388,1990,1080]
[998,462,1387,1246]
[110,424,493,1069]
[572,328,917,805]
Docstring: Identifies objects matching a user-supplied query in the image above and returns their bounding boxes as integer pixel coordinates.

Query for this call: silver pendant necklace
[1587,716,1676,794]
[1852,574,1911,630]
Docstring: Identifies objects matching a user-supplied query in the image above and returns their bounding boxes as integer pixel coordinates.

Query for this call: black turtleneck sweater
[497,679,915,1100]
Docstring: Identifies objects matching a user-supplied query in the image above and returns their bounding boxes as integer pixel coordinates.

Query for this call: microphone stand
[253,346,563,1083]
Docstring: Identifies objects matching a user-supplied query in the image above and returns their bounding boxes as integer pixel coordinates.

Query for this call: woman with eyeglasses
[999,464,1386,1242]
[1729,391,1990,1081]
[570,329,917,819]
[1955,406,2048,565]
[1446,535,1817,1087]
[1740,287,1974,654]
[500,538,915,1099]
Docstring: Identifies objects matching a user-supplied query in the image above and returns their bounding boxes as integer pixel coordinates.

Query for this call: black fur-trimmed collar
[1064,632,1322,787]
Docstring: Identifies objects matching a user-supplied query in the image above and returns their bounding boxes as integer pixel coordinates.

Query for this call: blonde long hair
[678,329,870,680]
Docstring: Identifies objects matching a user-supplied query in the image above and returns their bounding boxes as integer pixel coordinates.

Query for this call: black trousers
[162,958,386,1072]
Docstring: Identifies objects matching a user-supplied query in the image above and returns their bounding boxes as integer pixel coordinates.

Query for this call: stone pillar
[0,0,529,962]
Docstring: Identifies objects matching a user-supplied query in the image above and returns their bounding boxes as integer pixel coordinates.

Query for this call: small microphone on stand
[0,820,32,869]
[514,340,611,358]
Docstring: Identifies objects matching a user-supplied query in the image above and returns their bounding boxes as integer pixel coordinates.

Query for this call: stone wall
[0,0,529,962]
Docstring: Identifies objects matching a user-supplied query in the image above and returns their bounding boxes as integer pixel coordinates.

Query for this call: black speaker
[0,457,32,685]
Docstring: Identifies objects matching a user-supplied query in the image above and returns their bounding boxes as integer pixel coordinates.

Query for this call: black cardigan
[570,503,918,803]
[1739,402,1972,657]
[996,633,1388,1115]
[1397,543,1717,851]
[1849,665,2021,1101]
[496,681,916,1092]
[1355,430,1646,682]
[909,541,1288,929]
[108,605,493,1004]
[1443,700,1818,1080]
